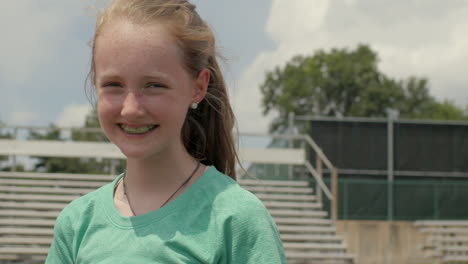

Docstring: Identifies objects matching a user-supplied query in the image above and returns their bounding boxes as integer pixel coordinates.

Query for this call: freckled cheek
[149,101,189,126]
[97,98,120,126]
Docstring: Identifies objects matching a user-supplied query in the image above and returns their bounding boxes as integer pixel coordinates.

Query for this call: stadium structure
[0,115,467,264]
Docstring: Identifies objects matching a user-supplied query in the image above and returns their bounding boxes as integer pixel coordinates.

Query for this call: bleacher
[415,221,468,263]
[242,178,354,263]
[0,135,354,263]
[0,172,354,263]
[0,172,112,263]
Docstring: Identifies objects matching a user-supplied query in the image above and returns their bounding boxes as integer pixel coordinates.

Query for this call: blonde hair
[87,0,239,180]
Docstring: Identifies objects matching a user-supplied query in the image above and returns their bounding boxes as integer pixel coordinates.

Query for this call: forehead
[94,19,186,77]
[98,19,176,48]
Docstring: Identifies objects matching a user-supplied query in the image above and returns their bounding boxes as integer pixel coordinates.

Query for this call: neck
[125,147,199,194]
[116,144,206,215]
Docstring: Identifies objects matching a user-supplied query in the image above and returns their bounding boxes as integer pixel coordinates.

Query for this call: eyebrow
[142,74,170,81]
[96,72,171,82]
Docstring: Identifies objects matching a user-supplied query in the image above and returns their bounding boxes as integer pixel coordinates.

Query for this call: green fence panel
[322,177,468,221]
[438,183,468,219]
[394,182,435,220]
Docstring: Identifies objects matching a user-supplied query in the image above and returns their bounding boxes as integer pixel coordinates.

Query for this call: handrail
[301,134,339,221]
[304,161,333,199]
[302,135,334,170]
[241,133,339,221]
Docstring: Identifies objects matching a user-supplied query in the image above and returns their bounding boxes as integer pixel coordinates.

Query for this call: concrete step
[285,251,354,260]
[288,260,351,264]
[0,227,54,236]
[442,255,468,263]
[0,202,65,210]
[0,254,45,263]
[0,209,59,218]
[263,201,322,209]
[274,217,333,226]
[0,185,95,195]
[1,236,52,245]
[0,218,55,227]
[438,245,468,253]
[0,172,114,181]
[0,178,105,188]
[269,209,328,218]
[244,186,313,194]
[0,193,79,202]
[420,228,468,235]
[278,225,336,234]
[415,220,468,227]
[284,242,347,250]
[239,179,309,187]
[0,246,49,255]
[281,234,344,242]
[255,193,316,202]
[430,236,468,243]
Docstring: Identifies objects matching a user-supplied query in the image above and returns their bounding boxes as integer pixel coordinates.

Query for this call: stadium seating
[0,138,353,263]
[242,178,354,263]
[415,220,468,263]
[0,171,354,263]
[0,172,112,263]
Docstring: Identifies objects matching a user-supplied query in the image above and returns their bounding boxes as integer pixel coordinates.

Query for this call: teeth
[120,125,156,134]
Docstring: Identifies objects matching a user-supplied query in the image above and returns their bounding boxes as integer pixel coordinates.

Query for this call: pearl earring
[191,102,198,109]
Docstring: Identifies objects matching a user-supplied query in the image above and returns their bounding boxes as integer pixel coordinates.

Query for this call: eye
[103,81,122,88]
[97,81,124,95]
[146,82,167,89]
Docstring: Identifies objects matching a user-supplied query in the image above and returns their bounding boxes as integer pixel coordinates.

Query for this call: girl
[46,0,287,263]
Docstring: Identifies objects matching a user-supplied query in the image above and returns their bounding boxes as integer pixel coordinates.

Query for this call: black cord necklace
[122,161,201,216]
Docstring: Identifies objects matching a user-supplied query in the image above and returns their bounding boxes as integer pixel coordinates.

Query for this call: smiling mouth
[118,124,159,135]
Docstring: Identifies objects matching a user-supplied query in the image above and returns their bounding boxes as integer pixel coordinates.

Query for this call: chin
[117,142,168,161]
[119,148,159,161]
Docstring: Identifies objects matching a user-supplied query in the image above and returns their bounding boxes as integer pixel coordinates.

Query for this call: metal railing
[239,132,339,221]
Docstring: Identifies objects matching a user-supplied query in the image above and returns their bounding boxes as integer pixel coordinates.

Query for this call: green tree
[0,120,12,141]
[70,108,125,174]
[71,107,109,142]
[398,78,468,121]
[28,124,86,173]
[260,44,468,132]
[0,120,13,169]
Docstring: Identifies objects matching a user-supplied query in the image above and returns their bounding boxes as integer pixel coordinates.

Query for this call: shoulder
[55,178,115,227]
[202,168,287,263]
[200,167,276,231]
[202,167,269,217]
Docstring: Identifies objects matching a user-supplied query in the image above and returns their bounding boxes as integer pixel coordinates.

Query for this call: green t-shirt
[46,166,287,263]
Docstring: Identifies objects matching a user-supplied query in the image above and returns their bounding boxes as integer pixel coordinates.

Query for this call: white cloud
[10,111,39,125]
[0,0,99,127]
[56,103,92,127]
[265,0,329,43]
[0,1,87,83]
[234,0,468,133]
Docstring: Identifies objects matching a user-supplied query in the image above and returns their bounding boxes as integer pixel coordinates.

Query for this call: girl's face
[94,20,208,160]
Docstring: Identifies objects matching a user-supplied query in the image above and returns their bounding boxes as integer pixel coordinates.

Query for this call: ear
[192,68,210,103]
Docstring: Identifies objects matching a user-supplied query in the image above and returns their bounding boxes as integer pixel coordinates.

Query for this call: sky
[1,0,467,133]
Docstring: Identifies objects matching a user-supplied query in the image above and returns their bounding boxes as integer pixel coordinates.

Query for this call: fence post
[331,168,338,221]
[433,183,439,219]
[288,112,295,179]
[315,156,323,205]
[301,140,306,179]
[343,180,348,220]
[387,114,395,221]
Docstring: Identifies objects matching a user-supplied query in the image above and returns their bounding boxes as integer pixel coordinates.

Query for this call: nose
[121,91,145,118]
